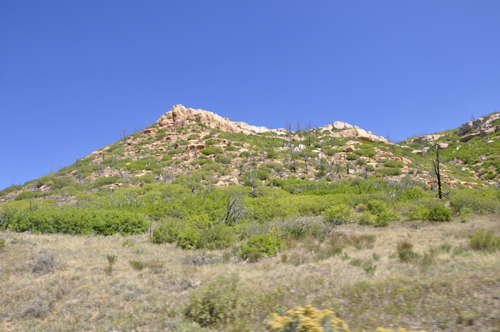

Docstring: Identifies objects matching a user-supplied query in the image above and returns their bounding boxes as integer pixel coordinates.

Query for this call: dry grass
[1,215,500,331]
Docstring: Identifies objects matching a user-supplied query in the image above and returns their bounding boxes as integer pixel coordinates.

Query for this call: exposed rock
[156,104,286,135]
[411,150,424,155]
[480,127,495,137]
[344,146,355,153]
[331,128,388,143]
[437,142,449,150]
[458,113,500,135]
[459,133,480,143]
[143,128,158,135]
[409,134,442,143]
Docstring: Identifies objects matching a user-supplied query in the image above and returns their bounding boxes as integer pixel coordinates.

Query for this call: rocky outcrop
[155,104,389,144]
[321,121,354,131]
[155,105,287,135]
[407,134,442,144]
[143,128,158,135]
[458,113,500,136]
[330,128,389,144]
[459,133,480,143]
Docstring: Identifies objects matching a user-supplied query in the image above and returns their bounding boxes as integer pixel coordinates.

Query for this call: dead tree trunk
[432,149,443,199]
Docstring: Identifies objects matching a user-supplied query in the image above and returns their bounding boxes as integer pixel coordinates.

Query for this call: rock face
[156,105,287,135]
[458,113,500,136]
[330,128,389,144]
[321,121,354,131]
[407,134,442,144]
[155,104,389,143]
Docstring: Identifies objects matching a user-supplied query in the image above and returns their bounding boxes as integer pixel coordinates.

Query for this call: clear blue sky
[1,1,499,190]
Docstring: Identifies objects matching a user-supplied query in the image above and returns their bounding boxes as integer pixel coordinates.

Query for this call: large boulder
[459,132,480,142]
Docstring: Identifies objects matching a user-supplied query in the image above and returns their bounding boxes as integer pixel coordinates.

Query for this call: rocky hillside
[402,112,500,182]
[1,106,498,202]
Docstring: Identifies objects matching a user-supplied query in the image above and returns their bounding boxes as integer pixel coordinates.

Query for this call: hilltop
[2,105,499,203]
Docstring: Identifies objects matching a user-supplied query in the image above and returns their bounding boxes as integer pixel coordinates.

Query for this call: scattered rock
[437,142,449,150]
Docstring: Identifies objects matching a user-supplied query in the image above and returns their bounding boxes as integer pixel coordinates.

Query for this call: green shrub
[168,149,183,155]
[266,149,280,159]
[0,238,5,250]
[367,200,388,214]
[323,204,354,225]
[196,225,236,250]
[205,139,218,146]
[406,205,430,221]
[449,189,500,214]
[216,154,232,164]
[9,207,147,235]
[384,160,404,168]
[176,228,199,250]
[427,206,452,222]
[0,184,23,197]
[184,274,242,327]
[152,219,182,244]
[379,168,403,176]
[397,241,419,262]
[469,230,500,251]
[355,147,377,158]
[14,191,45,201]
[359,211,376,225]
[239,234,283,261]
[94,176,120,188]
[346,154,358,160]
[52,177,74,189]
[374,211,392,227]
[200,147,223,156]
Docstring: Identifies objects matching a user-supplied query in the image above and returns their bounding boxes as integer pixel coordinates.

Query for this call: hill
[2,105,499,204]
[1,106,500,331]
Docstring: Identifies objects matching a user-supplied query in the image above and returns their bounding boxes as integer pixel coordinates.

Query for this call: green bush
[184,274,242,327]
[449,189,500,215]
[152,219,182,244]
[14,191,45,201]
[200,147,223,156]
[94,176,121,188]
[346,154,358,160]
[427,206,452,222]
[216,154,232,164]
[374,211,392,227]
[379,168,403,176]
[239,234,283,261]
[355,146,377,158]
[9,207,147,235]
[266,149,280,159]
[469,230,500,251]
[0,184,23,197]
[367,200,388,214]
[196,225,236,250]
[384,160,404,168]
[406,205,430,221]
[323,204,354,225]
[359,211,376,225]
[176,228,199,249]
[168,149,184,155]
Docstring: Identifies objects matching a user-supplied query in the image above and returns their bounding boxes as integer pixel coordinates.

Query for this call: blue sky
[1,1,499,189]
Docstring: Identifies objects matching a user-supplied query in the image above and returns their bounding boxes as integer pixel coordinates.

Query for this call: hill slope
[1,106,499,203]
